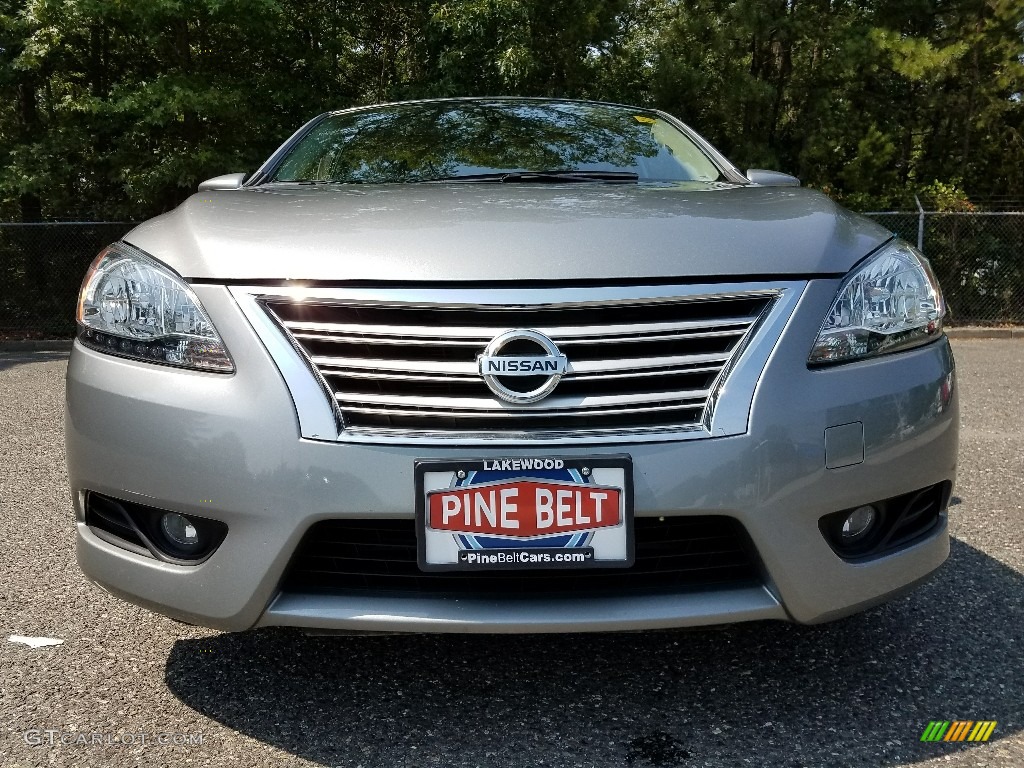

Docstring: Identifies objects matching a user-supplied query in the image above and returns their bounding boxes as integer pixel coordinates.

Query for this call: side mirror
[745,169,800,187]
[198,172,247,191]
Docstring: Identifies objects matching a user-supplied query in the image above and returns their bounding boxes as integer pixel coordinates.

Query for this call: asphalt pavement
[1,340,1021,768]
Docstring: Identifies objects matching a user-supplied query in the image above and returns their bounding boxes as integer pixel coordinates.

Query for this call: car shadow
[0,350,69,372]
[165,538,1022,766]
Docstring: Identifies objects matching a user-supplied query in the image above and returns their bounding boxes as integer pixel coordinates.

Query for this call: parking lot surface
[1,340,1021,768]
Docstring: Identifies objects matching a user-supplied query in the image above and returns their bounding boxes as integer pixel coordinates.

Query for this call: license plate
[415,456,633,571]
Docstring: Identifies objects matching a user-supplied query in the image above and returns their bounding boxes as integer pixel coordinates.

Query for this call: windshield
[269,100,725,184]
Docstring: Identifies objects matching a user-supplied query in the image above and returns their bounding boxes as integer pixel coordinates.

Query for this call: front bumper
[66,280,958,633]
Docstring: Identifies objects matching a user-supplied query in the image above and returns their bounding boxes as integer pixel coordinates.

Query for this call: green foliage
[919,179,977,212]
[0,0,1022,219]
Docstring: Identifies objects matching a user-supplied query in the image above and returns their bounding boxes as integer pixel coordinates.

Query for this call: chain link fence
[0,213,1022,338]
[865,212,1024,326]
[0,222,135,339]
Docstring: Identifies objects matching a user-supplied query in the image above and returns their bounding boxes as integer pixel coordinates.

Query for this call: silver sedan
[66,98,957,633]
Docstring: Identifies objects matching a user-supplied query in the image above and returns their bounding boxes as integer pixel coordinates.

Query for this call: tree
[0,0,1021,220]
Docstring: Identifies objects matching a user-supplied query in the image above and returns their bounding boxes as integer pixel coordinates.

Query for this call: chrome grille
[260,290,777,437]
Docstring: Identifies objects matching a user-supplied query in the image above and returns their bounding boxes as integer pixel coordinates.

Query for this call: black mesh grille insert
[282,516,761,598]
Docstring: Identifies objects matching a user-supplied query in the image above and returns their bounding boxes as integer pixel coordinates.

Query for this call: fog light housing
[820,484,949,560]
[160,513,201,550]
[840,505,877,543]
[820,501,886,557]
[84,492,228,564]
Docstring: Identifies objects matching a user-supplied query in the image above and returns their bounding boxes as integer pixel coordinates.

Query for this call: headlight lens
[809,240,944,365]
[76,242,234,372]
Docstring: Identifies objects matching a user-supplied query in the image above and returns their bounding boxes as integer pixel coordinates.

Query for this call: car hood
[124,183,891,282]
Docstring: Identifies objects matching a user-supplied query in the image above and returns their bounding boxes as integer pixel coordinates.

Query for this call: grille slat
[312,356,476,374]
[332,388,711,410]
[310,351,733,374]
[291,327,748,347]
[283,517,760,597]
[263,293,774,436]
[318,364,722,384]
[282,314,760,341]
[339,403,705,419]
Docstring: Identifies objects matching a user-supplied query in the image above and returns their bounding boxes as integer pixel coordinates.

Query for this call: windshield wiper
[287,179,363,185]
[427,170,640,184]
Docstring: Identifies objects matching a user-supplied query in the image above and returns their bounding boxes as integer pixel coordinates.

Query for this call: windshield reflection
[271,100,724,184]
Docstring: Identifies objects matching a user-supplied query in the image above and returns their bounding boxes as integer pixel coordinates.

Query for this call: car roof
[324,96,659,119]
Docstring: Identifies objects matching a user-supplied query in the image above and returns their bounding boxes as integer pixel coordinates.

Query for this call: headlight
[809,239,944,365]
[76,242,234,372]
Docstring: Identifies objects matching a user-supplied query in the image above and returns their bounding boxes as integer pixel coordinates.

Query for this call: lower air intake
[282,516,760,598]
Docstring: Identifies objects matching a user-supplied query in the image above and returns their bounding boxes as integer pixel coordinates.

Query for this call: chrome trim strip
[282,315,758,340]
[703,284,803,437]
[333,389,711,410]
[295,332,486,347]
[570,354,730,374]
[235,282,807,444]
[323,369,481,383]
[341,402,705,419]
[313,363,725,383]
[340,422,710,443]
[250,285,777,307]
[291,327,747,346]
[313,356,477,374]
[310,351,732,375]
[229,288,340,440]
[557,329,746,345]
[561,365,724,382]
